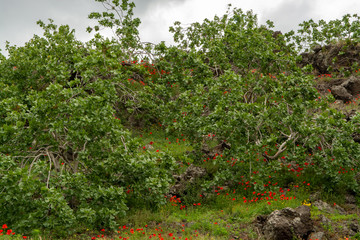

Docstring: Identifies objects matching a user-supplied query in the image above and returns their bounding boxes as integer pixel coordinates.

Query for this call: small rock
[349,222,359,233]
[169,164,207,197]
[318,214,331,225]
[312,200,346,214]
[343,203,357,212]
[345,194,357,204]
[313,201,325,212]
[334,204,347,215]
[308,231,326,240]
[341,76,360,96]
[330,85,353,102]
[352,133,360,143]
[309,191,321,202]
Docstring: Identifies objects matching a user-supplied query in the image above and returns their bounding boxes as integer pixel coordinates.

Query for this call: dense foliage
[0,0,359,237]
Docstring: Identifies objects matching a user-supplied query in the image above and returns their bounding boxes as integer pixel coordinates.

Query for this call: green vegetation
[1,0,360,239]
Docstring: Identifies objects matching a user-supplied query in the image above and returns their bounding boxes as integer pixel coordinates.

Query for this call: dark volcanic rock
[312,200,346,215]
[342,76,360,96]
[299,42,360,75]
[330,85,353,102]
[308,231,326,240]
[255,205,313,240]
[169,164,207,197]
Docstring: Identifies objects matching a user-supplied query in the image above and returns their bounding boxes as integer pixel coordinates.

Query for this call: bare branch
[46,158,52,188]
[121,135,127,151]
[263,131,298,161]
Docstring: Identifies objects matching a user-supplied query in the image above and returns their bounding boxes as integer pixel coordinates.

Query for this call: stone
[318,214,331,225]
[341,76,360,96]
[345,194,357,204]
[169,164,207,197]
[349,222,359,233]
[201,140,231,159]
[256,205,313,240]
[312,200,346,215]
[352,132,360,143]
[330,85,353,102]
[312,200,332,213]
[334,204,347,215]
[309,191,321,202]
[308,231,326,240]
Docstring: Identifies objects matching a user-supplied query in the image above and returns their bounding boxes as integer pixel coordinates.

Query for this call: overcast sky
[1,0,360,57]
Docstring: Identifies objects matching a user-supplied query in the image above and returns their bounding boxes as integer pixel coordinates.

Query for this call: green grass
[329,213,359,221]
[133,126,194,158]
[2,186,357,240]
[82,187,311,239]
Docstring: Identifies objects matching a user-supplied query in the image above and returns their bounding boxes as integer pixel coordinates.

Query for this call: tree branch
[263,131,298,161]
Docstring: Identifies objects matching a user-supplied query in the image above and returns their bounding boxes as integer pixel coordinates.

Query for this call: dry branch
[263,130,298,161]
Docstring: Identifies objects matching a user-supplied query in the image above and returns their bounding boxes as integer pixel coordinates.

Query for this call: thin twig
[121,135,127,151]
[46,158,52,188]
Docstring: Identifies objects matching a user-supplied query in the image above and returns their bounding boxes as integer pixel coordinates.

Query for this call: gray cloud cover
[0,0,101,52]
[1,0,360,57]
[261,0,315,32]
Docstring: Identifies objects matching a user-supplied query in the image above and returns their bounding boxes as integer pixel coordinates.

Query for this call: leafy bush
[289,13,360,52]
[0,10,175,235]
[1,0,360,238]
[151,6,360,196]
